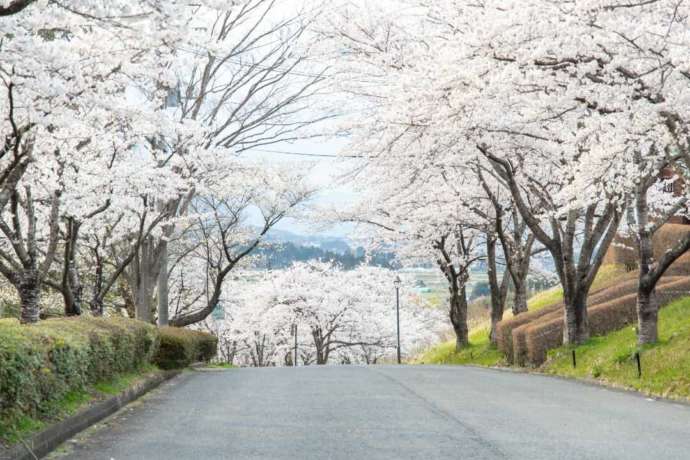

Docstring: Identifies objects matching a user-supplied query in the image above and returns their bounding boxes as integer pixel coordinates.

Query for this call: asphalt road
[49,366,690,460]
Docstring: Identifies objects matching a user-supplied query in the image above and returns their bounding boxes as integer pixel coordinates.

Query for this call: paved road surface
[49,366,690,460]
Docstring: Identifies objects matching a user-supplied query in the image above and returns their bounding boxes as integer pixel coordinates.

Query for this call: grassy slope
[543,296,690,400]
[0,364,161,446]
[415,264,690,400]
[413,265,628,367]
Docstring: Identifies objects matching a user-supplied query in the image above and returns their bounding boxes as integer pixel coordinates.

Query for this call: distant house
[661,166,690,224]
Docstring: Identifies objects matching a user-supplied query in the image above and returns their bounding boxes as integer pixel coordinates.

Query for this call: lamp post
[291,323,298,367]
[394,275,401,364]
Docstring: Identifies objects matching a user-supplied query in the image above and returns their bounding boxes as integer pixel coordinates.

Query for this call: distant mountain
[254,239,398,270]
[264,229,353,254]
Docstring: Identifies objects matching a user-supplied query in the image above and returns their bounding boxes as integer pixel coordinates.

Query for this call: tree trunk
[512,278,528,315]
[637,284,658,345]
[450,285,469,351]
[563,291,589,345]
[62,218,82,317]
[157,239,169,326]
[486,236,505,345]
[19,270,40,324]
[635,187,659,345]
[134,236,158,323]
[135,269,152,322]
[90,250,105,316]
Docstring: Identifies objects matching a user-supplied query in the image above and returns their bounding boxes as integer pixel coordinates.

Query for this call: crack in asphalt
[367,367,507,459]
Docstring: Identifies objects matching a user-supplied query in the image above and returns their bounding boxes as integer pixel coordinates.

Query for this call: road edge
[456,363,690,407]
[0,370,181,460]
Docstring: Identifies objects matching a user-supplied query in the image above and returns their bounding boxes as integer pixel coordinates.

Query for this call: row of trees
[0,1,325,326]
[317,0,690,348]
[205,263,445,367]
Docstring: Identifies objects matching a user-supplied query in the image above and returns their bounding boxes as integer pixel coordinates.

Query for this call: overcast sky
[245,136,361,238]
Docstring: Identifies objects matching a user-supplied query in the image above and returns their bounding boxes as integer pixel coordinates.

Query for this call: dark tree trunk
[486,235,508,344]
[450,285,469,351]
[480,146,622,347]
[512,278,529,315]
[434,231,476,351]
[313,329,329,365]
[19,270,40,324]
[90,247,105,316]
[636,285,658,345]
[563,290,589,345]
[62,218,83,316]
[157,238,169,326]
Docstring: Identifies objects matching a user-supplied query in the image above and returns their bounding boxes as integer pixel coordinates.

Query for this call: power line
[247,148,364,159]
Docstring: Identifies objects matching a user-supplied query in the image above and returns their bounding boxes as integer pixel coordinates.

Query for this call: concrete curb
[0,370,181,460]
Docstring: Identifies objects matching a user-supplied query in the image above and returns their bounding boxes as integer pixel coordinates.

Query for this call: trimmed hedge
[498,226,690,367]
[0,316,159,424]
[495,302,560,363]
[512,309,561,366]
[153,327,218,370]
[524,277,690,366]
[604,224,690,269]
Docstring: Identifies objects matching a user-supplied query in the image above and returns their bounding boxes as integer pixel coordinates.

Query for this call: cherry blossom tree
[316,0,630,345]
[0,0,188,322]
[168,162,315,327]
[210,263,445,366]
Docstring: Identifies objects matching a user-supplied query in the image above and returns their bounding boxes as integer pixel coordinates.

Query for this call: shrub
[154,327,218,370]
[525,277,690,367]
[495,303,560,363]
[604,224,690,270]
[653,224,690,261]
[512,310,561,366]
[0,316,159,425]
[516,276,643,367]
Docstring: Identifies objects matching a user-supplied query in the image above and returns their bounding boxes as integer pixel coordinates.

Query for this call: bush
[495,303,560,363]
[154,327,218,370]
[470,282,491,300]
[0,316,159,424]
[512,310,561,366]
[507,274,639,366]
[524,277,690,367]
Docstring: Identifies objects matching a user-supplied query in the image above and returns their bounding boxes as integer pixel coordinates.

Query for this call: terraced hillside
[496,225,690,367]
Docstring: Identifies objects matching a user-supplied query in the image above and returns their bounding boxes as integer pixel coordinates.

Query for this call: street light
[290,323,298,367]
[394,275,402,364]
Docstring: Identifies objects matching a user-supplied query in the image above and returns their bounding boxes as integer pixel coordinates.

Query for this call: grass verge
[414,264,630,367]
[203,362,236,369]
[542,296,690,400]
[413,327,503,366]
[0,364,160,446]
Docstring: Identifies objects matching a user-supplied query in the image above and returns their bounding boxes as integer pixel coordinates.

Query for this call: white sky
[245,136,361,237]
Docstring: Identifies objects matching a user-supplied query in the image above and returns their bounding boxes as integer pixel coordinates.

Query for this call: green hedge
[0,316,159,424]
[154,327,218,370]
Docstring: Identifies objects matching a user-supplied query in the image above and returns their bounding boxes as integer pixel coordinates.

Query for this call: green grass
[0,365,161,446]
[415,264,690,401]
[93,363,158,395]
[542,296,690,400]
[527,286,563,311]
[527,264,628,313]
[414,264,629,368]
[203,362,236,369]
[412,328,504,366]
